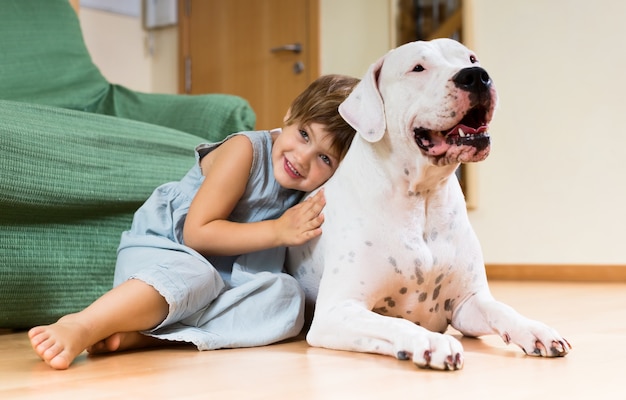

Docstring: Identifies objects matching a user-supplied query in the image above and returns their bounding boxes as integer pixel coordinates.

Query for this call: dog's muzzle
[414,66,494,163]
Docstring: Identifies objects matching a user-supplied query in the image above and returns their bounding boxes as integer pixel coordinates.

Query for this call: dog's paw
[502,320,571,357]
[395,333,464,371]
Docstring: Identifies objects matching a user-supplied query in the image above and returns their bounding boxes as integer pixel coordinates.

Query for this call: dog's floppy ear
[338,55,386,143]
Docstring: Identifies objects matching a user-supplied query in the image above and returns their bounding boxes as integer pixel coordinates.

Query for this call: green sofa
[0,0,256,328]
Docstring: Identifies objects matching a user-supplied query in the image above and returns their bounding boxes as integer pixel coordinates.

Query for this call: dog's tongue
[426,134,452,156]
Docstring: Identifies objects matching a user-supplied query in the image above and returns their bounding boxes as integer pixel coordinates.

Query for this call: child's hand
[276,190,326,246]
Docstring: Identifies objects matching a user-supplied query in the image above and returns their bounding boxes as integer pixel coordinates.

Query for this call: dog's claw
[442,353,463,371]
[413,350,433,369]
[549,340,571,357]
[522,338,572,357]
[423,350,432,365]
[533,340,547,356]
[444,355,454,370]
[455,353,464,369]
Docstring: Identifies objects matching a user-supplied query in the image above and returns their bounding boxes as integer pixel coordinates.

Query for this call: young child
[29,74,360,370]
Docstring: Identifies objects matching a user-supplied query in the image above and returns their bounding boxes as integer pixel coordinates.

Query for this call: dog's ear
[338,56,386,143]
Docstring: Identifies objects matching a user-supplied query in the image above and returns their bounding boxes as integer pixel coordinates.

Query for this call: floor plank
[2,281,625,399]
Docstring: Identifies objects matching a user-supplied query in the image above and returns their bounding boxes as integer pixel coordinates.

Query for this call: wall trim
[486,264,626,282]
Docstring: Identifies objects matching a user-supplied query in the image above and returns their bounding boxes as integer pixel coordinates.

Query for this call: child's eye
[319,154,332,166]
[299,130,309,141]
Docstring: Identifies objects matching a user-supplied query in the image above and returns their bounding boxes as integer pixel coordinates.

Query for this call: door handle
[270,43,302,54]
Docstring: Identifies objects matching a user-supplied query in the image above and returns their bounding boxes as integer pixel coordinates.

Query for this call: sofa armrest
[0,99,217,328]
[94,85,256,141]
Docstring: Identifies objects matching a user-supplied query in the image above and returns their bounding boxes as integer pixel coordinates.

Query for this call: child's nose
[295,149,316,171]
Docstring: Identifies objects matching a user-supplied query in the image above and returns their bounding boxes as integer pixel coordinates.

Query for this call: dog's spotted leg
[308,299,465,370]
[451,291,571,357]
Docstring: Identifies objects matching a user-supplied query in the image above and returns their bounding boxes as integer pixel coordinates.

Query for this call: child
[29,74,360,370]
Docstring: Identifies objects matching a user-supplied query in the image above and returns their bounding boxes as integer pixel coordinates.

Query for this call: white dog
[286,38,570,371]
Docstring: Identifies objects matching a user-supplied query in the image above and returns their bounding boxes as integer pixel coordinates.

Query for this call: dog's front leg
[307,299,464,370]
[452,291,571,357]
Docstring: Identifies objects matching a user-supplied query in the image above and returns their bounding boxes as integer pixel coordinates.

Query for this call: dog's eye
[412,64,425,72]
[470,55,478,64]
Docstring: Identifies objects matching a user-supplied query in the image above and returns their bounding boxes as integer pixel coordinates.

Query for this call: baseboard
[486,264,626,282]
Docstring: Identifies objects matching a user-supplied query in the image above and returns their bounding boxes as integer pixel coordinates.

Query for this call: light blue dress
[114,130,306,350]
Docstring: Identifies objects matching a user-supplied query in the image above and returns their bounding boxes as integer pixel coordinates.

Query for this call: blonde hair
[285,74,360,160]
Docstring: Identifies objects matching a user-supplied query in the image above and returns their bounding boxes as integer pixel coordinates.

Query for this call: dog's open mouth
[413,106,491,160]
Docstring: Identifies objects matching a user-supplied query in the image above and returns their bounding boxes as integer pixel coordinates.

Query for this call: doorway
[178,0,320,130]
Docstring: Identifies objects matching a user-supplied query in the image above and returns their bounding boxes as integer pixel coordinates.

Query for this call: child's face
[272,122,341,192]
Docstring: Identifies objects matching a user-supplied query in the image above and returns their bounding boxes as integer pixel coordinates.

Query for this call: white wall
[464,0,626,265]
[319,0,394,77]
[79,7,178,94]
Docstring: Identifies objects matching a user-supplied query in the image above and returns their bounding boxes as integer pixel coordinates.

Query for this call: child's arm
[183,135,325,257]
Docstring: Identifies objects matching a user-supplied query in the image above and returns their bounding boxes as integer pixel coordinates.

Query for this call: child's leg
[87,331,169,354]
[165,270,305,350]
[28,278,168,370]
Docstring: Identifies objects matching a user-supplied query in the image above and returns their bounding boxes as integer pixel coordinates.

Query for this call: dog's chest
[364,237,467,332]
[351,203,481,332]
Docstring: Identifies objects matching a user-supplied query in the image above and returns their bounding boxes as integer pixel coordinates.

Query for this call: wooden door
[178,0,319,130]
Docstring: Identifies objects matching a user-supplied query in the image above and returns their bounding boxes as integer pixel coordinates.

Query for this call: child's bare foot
[87,332,164,354]
[28,314,93,370]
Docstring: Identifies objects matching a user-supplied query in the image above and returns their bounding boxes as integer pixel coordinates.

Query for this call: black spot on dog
[432,285,441,300]
[418,292,428,302]
[414,264,425,285]
[399,287,408,295]
[384,297,396,308]
[435,274,444,284]
[388,256,397,267]
[430,230,439,241]
[364,240,373,247]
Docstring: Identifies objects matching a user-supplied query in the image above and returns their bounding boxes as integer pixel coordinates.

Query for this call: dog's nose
[453,67,491,93]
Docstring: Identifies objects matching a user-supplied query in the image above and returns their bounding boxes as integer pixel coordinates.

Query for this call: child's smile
[272,123,340,192]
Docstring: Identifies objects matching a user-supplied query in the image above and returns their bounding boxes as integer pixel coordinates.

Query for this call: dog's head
[339,38,497,167]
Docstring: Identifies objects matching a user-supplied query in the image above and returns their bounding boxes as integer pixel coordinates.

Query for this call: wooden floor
[2,281,625,399]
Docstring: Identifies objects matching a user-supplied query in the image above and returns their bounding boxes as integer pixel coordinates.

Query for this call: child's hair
[285,74,360,160]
